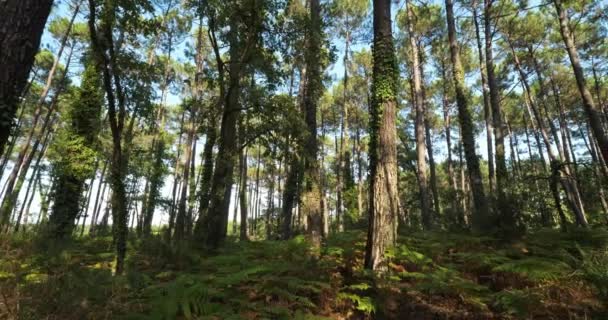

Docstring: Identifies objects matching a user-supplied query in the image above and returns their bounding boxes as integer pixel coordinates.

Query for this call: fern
[216,265,270,286]
[493,289,541,317]
[492,257,571,281]
[452,251,511,270]
[337,292,375,314]
[580,249,608,299]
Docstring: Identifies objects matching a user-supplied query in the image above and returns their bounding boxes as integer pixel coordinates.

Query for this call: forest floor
[1,228,608,319]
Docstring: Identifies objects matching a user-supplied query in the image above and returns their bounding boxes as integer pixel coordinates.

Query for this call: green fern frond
[492,257,571,281]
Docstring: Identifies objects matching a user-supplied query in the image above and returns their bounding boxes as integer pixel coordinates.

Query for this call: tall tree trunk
[522,114,553,226]
[472,0,495,192]
[88,0,129,274]
[20,169,41,233]
[275,154,283,234]
[92,183,109,236]
[90,161,108,236]
[445,0,489,231]
[280,138,299,239]
[337,28,352,233]
[582,124,608,220]
[405,0,432,230]
[193,113,217,234]
[420,51,440,224]
[0,69,41,178]
[0,0,54,157]
[484,0,511,231]
[300,0,324,249]
[458,142,469,219]
[511,45,587,227]
[320,111,329,238]
[591,59,608,122]
[232,153,241,236]
[37,175,55,226]
[505,119,520,178]
[202,41,245,248]
[440,59,459,218]
[365,0,399,271]
[14,125,51,232]
[142,32,173,237]
[2,104,60,228]
[174,109,196,242]
[239,147,249,241]
[281,66,308,239]
[552,0,608,165]
[423,99,440,222]
[80,164,98,237]
[4,0,80,196]
[0,44,74,226]
[266,149,276,239]
[252,147,262,235]
[356,122,364,219]
[168,110,185,240]
[193,14,223,239]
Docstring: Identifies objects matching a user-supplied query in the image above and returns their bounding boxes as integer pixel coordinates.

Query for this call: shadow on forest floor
[1,228,608,319]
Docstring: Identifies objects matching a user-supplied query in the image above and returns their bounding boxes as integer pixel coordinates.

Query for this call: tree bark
[445,0,489,232]
[88,0,129,274]
[472,0,495,192]
[202,40,245,248]
[252,147,262,235]
[193,113,217,234]
[484,0,511,231]
[336,28,352,233]
[174,109,197,242]
[90,161,108,236]
[80,161,99,237]
[0,68,40,178]
[300,0,324,249]
[168,110,185,239]
[281,137,299,239]
[364,0,399,271]
[440,59,460,221]
[405,0,432,230]
[419,50,440,224]
[0,0,54,157]
[239,147,249,241]
[193,16,223,239]
[266,148,276,239]
[19,169,41,233]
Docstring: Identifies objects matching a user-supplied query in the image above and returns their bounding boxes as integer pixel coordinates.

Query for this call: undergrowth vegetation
[1,228,608,319]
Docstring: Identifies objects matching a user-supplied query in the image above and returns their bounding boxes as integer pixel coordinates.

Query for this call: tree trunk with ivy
[49,62,103,238]
[300,0,324,249]
[364,0,399,271]
[444,0,489,232]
